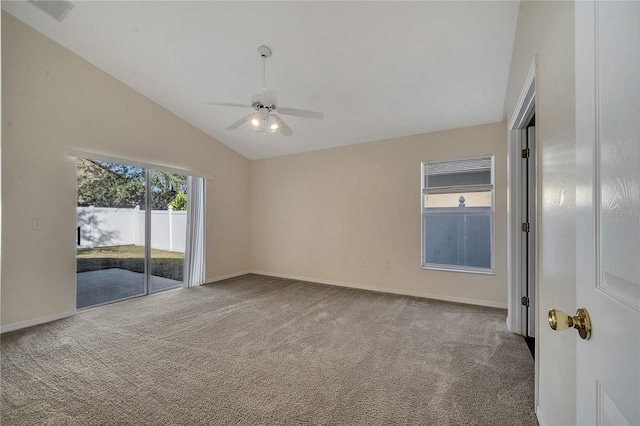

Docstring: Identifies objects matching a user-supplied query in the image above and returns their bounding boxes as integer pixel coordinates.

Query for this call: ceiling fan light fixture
[250,113,277,134]
[267,115,279,133]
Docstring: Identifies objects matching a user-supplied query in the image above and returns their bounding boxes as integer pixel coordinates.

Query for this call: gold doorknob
[548,308,591,340]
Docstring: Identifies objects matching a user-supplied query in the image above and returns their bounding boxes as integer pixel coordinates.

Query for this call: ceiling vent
[29,1,74,22]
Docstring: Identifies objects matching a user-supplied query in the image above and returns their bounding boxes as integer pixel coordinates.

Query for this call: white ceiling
[2,1,519,160]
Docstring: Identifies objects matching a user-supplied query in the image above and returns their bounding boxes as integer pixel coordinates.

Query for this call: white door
[575,1,640,425]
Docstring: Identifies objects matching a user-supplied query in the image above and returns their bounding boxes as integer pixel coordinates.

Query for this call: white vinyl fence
[77,206,186,253]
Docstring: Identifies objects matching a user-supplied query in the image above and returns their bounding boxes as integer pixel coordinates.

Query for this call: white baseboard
[536,405,546,426]
[1,310,77,334]
[0,271,505,332]
[205,270,251,284]
[250,270,507,309]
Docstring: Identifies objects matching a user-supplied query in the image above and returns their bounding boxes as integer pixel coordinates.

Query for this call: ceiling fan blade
[206,102,252,109]
[272,114,293,136]
[226,114,254,131]
[277,107,325,120]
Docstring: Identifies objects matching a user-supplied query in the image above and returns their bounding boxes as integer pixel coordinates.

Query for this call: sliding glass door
[149,170,186,293]
[76,160,186,308]
[76,159,147,308]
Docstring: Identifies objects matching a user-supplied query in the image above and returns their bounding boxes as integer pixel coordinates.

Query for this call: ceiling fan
[206,46,324,136]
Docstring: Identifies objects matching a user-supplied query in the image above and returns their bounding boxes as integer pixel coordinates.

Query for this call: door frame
[524,125,536,337]
[70,149,211,308]
[506,56,539,404]
[507,58,537,334]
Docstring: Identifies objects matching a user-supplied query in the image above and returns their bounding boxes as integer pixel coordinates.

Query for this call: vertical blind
[183,176,206,288]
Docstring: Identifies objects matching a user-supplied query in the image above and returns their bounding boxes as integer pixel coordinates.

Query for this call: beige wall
[1,12,250,328]
[505,1,576,424]
[250,122,507,307]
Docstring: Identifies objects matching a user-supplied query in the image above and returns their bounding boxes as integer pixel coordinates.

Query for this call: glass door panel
[76,159,146,308]
[149,170,185,293]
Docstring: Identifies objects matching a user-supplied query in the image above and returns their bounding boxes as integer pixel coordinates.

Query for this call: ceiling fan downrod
[258,45,272,90]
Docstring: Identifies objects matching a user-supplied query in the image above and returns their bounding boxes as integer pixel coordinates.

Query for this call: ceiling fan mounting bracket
[258,45,272,58]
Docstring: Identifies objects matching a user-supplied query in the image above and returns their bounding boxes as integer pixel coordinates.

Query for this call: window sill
[421,265,495,275]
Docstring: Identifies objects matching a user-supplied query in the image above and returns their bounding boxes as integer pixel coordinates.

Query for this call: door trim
[536,404,548,426]
[507,57,536,335]
[506,55,539,411]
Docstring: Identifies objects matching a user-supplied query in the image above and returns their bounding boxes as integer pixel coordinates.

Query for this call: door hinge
[521,296,530,307]
[521,222,530,233]
[522,148,530,158]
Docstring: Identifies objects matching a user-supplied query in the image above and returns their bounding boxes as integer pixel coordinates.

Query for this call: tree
[77,159,145,208]
[169,191,187,211]
[77,159,188,210]
[150,171,187,210]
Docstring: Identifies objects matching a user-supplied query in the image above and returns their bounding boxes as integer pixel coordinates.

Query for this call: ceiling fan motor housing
[251,91,277,111]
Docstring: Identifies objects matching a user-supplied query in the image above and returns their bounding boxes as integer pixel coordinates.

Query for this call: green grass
[77,245,184,281]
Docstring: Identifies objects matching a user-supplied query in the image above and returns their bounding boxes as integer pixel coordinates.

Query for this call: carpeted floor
[1,274,536,425]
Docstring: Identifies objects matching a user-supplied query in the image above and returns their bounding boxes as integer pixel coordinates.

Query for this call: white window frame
[421,155,495,275]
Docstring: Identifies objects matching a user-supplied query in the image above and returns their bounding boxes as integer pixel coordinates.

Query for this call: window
[421,156,494,274]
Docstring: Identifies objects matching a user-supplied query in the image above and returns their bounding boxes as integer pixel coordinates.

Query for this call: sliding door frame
[71,149,211,308]
[144,168,152,295]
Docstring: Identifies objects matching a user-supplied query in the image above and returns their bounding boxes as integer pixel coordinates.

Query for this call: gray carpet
[1,274,536,425]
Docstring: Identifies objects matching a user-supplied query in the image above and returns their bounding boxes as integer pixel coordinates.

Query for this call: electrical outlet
[385,260,391,269]
[32,219,42,231]
[238,250,243,258]
[361,258,367,268]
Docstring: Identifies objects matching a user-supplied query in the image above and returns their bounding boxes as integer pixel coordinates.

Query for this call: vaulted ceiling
[2,1,519,159]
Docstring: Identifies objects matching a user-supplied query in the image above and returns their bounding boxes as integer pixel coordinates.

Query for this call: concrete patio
[77,268,182,309]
